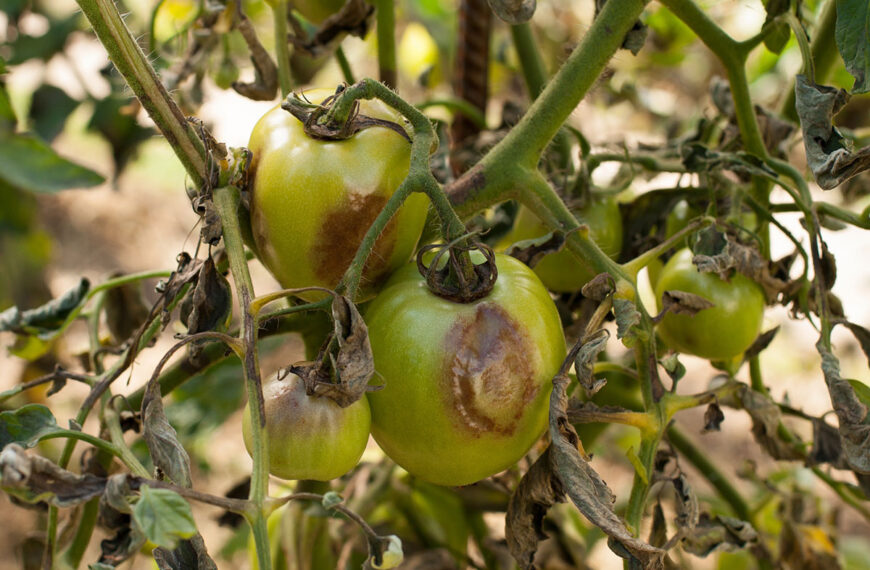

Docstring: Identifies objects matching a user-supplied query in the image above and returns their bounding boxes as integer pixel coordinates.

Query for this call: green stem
[510,22,572,169]
[272,0,292,97]
[104,405,152,478]
[510,23,547,97]
[76,0,209,187]
[658,0,767,159]
[623,338,662,534]
[212,185,271,570]
[666,425,751,521]
[61,494,101,567]
[335,45,356,84]
[781,0,839,121]
[417,98,488,129]
[447,0,648,217]
[373,0,396,87]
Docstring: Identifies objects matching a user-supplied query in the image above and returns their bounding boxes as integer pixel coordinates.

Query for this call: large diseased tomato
[248,89,429,300]
[654,248,765,361]
[242,372,371,481]
[502,194,623,292]
[365,254,566,486]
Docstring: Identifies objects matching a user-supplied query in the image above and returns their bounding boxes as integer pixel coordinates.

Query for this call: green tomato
[248,89,429,300]
[290,0,346,24]
[646,199,694,287]
[502,194,623,292]
[365,254,566,486]
[654,248,764,361]
[242,372,371,481]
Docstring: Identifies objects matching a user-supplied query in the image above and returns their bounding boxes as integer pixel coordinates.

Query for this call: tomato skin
[248,89,429,300]
[365,254,566,486]
[291,0,346,24]
[503,195,623,292]
[242,373,371,481]
[654,248,764,361]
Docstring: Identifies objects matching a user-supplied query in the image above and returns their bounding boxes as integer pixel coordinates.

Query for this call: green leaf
[132,486,197,550]
[89,564,117,570]
[0,132,103,193]
[6,14,79,65]
[29,84,80,143]
[761,0,790,53]
[847,379,870,407]
[0,404,63,448]
[835,0,870,93]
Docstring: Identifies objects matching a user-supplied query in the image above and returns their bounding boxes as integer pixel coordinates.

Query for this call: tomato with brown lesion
[365,254,566,487]
[247,88,429,300]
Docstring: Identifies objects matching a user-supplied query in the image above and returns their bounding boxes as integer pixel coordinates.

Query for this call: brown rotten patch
[311,192,398,289]
[441,303,538,437]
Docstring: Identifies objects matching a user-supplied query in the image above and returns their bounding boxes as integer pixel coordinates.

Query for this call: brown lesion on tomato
[441,303,539,437]
[311,192,399,287]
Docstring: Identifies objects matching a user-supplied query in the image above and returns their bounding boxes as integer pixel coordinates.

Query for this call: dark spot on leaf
[441,303,538,437]
[312,192,397,288]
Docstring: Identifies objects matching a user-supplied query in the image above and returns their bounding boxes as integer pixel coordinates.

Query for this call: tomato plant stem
[76,0,209,187]
[447,0,647,217]
[335,45,356,84]
[373,0,397,87]
[271,0,292,97]
[213,185,272,570]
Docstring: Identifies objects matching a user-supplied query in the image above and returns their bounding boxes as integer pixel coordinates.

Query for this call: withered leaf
[290,0,374,56]
[703,402,725,432]
[549,374,665,568]
[581,273,616,301]
[231,9,278,101]
[105,276,151,345]
[692,236,787,303]
[671,474,699,531]
[153,534,217,570]
[573,329,609,396]
[730,385,803,461]
[795,75,870,189]
[681,513,757,557]
[818,343,870,473]
[291,294,374,407]
[613,298,642,341]
[142,379,193,487]
[0,277,89,336]
[649,502,668,548]
[505,447,565,569]
[181,256,232,363]
[808,417,847,468]
[488,0,536,25]
[837,320,870,368]
[0,443,105,507]
[505,229,570,270]
[743,326,779,359]
[658,290,715,319]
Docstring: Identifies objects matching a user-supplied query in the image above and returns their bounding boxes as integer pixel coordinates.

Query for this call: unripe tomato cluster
[242,89,766,485]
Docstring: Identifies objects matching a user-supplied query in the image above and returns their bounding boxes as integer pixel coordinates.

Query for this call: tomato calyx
[416,241,498,303]
[281,88,411,143]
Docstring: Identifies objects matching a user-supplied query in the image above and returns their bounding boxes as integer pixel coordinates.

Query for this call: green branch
[76,0,209,187]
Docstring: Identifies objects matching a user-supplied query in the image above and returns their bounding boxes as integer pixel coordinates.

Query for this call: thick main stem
[212,185,271,570]
[447,0,648,216]
[77,0,209,187]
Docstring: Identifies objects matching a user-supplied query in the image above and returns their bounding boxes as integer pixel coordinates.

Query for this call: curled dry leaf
[290,0,374,56]
[795,75,870,189]
[681,513,758,557]
[703,402,725,432]
[505,229,571,269]
[0,443,105,507]
[142,378,193,487]
[727,384,803,461]
[487,0,536,25]
[818,343,870,474]
[657,290,715,321]
[289,293,375,407]
[573,329,609,396]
